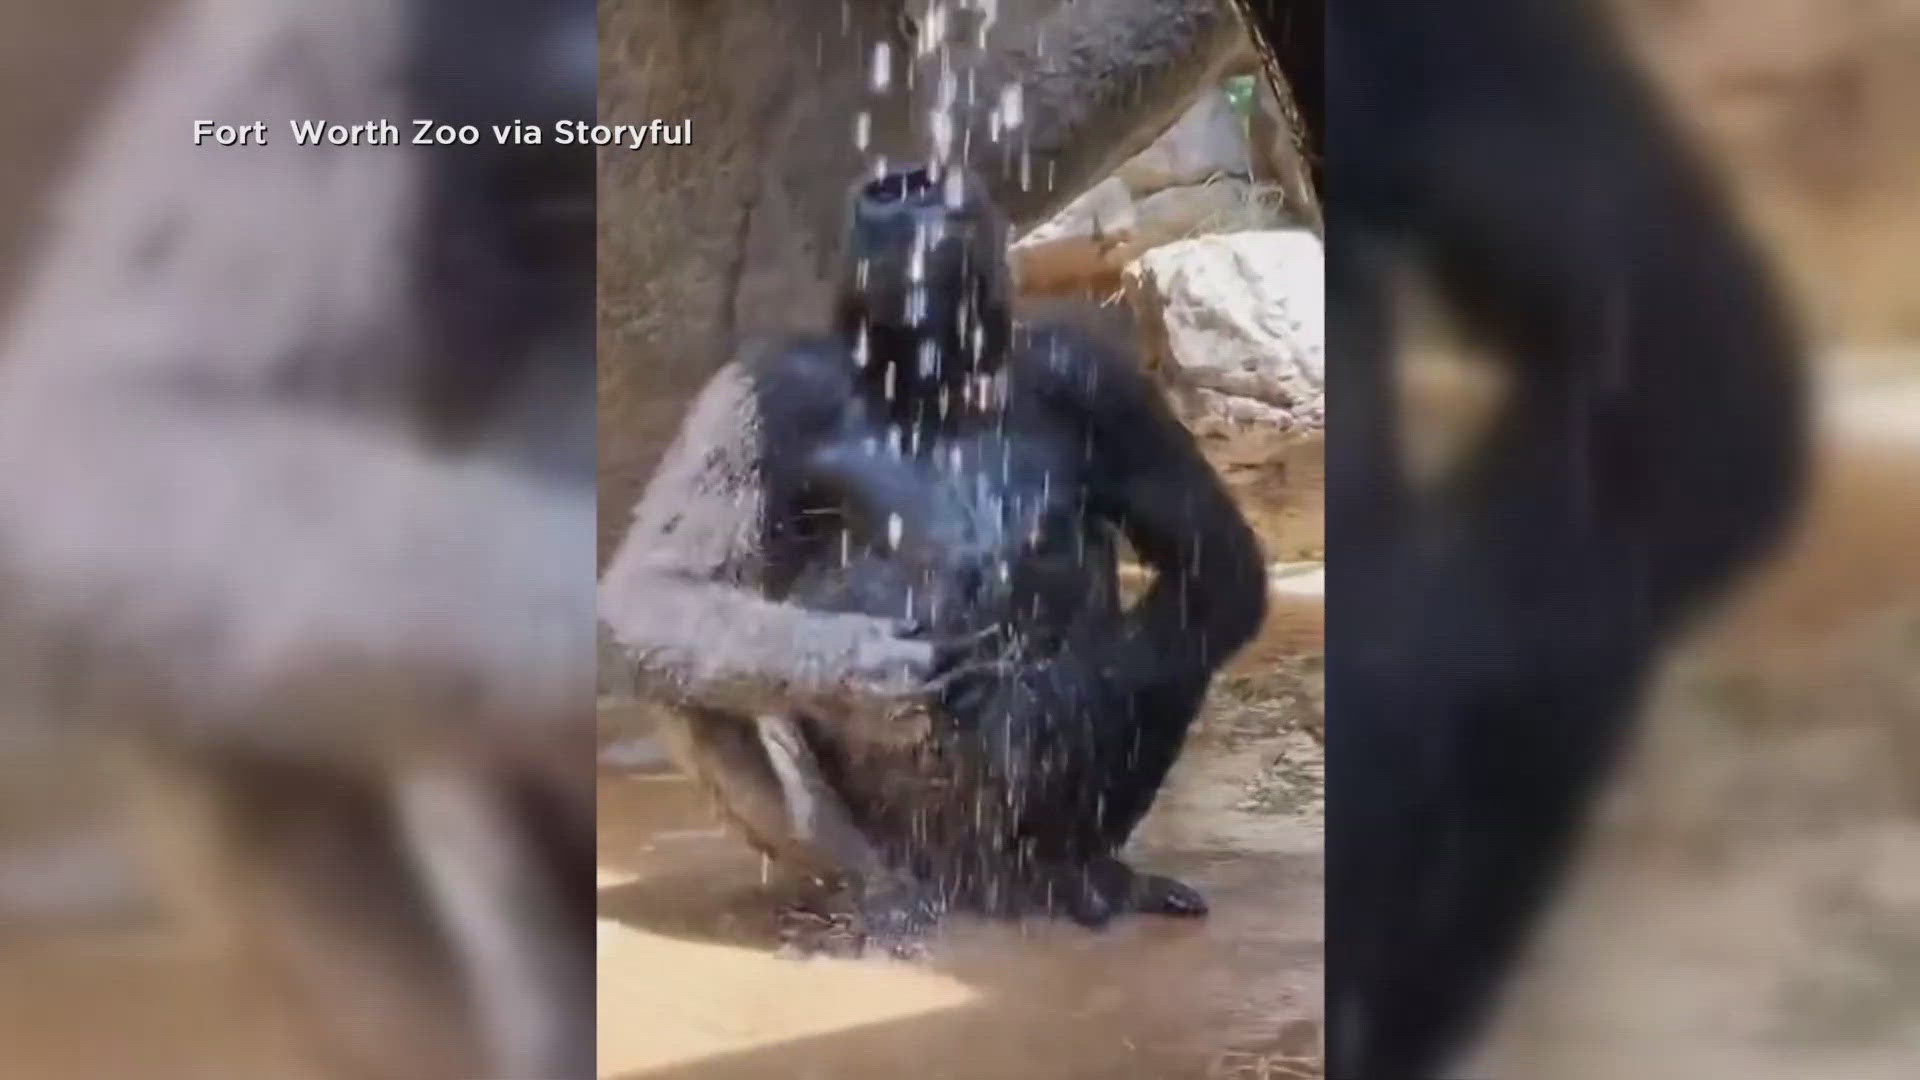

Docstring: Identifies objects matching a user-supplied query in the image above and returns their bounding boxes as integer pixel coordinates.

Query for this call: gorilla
[600,164,1268,945]
[595,0,1267,565]
[0,1,595,1077]
[1318,1,1806,1076]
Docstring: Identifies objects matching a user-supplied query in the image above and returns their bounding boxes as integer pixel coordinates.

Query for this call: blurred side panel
[0,1,597,1078]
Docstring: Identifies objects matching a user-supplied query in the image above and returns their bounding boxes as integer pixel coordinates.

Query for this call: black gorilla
[1311,0,1807,1076]
[603,165,1267,943]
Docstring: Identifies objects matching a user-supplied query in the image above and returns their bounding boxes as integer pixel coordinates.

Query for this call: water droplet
[870,41,893,93]
[888,513,904,549]
[854,110,871,151]
[919,3,949,57]
[998,83,1023,130]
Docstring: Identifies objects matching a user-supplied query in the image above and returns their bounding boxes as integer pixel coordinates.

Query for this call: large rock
[1012,177,1276,295]
[1129,179,1276,252]
[1113,88,1252,195]
[1124,230,1324,441]
[1125,230,1325,563]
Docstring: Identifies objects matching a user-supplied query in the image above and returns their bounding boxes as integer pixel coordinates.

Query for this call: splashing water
[997,83,1023,132]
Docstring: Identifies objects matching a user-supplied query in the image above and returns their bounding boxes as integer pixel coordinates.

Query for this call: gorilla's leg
[659,709,887,881]
[146,753,486,1079]
[395,762,593,1078]
[659,709,941,952]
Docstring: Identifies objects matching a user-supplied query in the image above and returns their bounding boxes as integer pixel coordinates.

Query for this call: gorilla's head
[835,165,1013,396]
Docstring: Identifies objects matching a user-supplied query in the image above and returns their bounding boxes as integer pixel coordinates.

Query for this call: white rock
[1124,230,1325,439]
[1012,178,1275,294]
[1126,179,1271,256]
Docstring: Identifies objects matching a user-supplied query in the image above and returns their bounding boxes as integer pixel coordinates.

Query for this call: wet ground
[594,662,1327,1080]
[1461,371,1920,1077]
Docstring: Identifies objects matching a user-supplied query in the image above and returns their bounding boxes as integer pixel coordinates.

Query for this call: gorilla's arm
[599,361,933,728]
[0,0,595,759]
[996,325,1268,837]
[910,0,1246,227]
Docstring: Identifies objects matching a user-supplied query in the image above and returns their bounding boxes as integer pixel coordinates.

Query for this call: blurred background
[1403,1,1920,1075]
[0,1,598,1077]
[0,4,281,1076]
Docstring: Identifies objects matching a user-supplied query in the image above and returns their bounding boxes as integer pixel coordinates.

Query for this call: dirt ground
[593,652,1327,1080]
[1456,367,1920,1077]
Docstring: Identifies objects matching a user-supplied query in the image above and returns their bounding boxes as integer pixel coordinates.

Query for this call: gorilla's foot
[1084,856,1209,921]
[852,875,941,959]
[774,874,940,960]
[774,903,865,958]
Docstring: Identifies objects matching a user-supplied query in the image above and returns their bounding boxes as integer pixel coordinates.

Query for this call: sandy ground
[593,655,1327,1080]
[1457,368,1920,1077]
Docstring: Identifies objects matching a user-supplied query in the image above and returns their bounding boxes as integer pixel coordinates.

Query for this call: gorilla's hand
[795,617,939,727]
[796,617,1034,745]
[933,639,1103,785]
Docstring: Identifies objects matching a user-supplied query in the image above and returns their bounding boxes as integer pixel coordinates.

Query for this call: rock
[1113,89,1252,195]
[1126,231,1325,568]
[1009,176,1136,294]
[1124,230,1324,440]
[1129,178,1275,252]
[1013,178,1278,297]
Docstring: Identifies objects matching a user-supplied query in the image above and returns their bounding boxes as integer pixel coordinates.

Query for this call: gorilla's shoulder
[1010,315,1156,416]
[740,335,854,409]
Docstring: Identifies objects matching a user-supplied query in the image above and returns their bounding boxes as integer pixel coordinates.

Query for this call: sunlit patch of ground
[1468,363,1920,1078]
[595,628,1326,1080]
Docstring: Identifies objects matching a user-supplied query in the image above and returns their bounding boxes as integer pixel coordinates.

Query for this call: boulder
[1113,88,1252,195]
[1124,230,1324,441]
[1012,177,1277,296]
[1125,230,1326,564]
